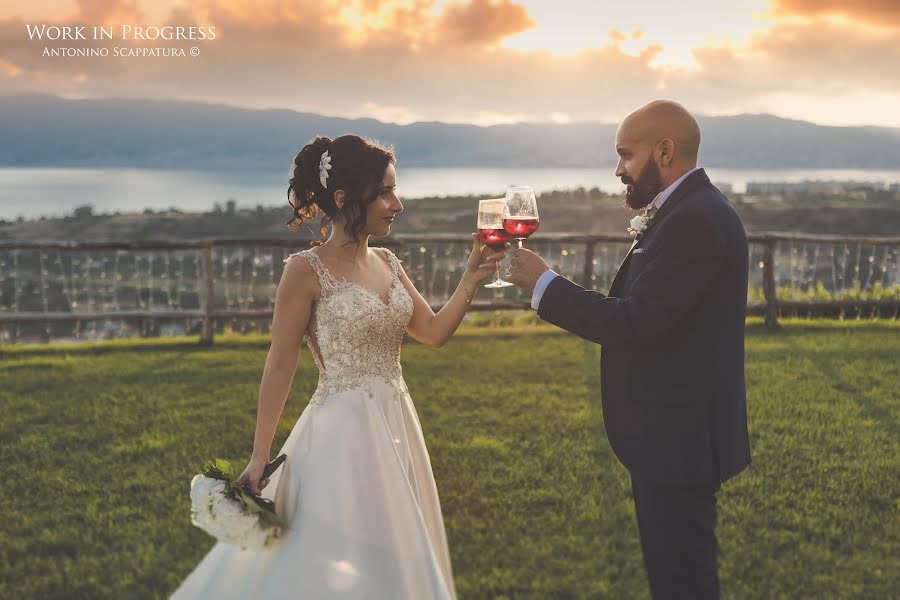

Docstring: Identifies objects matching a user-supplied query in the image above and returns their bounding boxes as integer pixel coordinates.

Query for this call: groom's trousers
[630,474,722,600]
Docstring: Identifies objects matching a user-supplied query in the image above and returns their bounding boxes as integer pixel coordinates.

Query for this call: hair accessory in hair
[318,150,332,188]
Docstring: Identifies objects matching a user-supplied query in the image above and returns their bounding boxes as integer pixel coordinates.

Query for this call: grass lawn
[1,319,898,599]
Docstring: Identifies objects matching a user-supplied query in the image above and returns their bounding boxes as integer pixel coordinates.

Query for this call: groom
[506,100,751,599]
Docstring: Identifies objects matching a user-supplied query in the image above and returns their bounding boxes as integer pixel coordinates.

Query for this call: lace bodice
[283,248,414,404]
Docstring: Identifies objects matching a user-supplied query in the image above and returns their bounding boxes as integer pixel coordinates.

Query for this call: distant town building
[744,181,891,195]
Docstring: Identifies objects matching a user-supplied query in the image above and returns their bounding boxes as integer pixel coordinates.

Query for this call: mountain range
[1,94,899,170]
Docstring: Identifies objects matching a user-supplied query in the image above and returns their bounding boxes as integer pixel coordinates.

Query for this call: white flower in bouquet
[208,492,262,544]
[187,456,288,551]
[189,474,225,526]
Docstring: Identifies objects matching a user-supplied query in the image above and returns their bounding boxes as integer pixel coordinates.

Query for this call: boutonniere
[627,207,658,239]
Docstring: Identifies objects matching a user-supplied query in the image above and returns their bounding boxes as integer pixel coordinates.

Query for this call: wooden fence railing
[0,232,897,344]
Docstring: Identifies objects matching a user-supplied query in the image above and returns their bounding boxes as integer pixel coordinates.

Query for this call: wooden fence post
[200,244,215,345]
[762,237,779,329]
[581,241,596,288]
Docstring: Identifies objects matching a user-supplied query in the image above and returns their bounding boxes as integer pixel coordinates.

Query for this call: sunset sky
[2,0,899,127]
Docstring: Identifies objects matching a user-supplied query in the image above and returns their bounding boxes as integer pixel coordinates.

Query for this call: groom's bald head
[614,100,702,208]
[621,100,701,166]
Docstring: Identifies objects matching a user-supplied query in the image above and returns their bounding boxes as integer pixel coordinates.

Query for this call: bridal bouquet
[189,454,288,550]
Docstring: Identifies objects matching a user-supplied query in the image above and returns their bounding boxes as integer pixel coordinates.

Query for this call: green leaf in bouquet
[201,458,229,481]
[258,509,288,530]
[213,458,236,479]
[235,488,264,514]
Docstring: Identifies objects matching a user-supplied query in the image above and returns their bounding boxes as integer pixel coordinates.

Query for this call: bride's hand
[465,233,509,283]
[236,456,270,496]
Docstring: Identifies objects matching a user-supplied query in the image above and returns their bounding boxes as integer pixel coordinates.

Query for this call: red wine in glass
[477,198,514,288]
[478,227,513,250]
[503,217,540,244]
[503,186,539,248]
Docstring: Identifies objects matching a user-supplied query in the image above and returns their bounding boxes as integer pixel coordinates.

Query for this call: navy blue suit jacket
[538,168,751,484]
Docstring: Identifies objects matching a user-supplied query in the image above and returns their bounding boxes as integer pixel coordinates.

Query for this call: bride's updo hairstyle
[286,134,395,244]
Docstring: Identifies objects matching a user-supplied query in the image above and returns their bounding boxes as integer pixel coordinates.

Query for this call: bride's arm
[250,256,318,462]
[396,234,507,348]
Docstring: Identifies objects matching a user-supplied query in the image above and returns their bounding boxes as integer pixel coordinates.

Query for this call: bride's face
[364,163,403,237]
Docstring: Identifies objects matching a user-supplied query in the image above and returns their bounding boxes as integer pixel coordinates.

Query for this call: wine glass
[503,186,540,248]
[477,198,514,288]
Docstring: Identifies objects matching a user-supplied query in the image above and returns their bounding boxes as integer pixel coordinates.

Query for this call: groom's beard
[622,159,663,210]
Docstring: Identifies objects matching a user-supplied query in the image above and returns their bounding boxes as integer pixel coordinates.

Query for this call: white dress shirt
[530,166,702,310]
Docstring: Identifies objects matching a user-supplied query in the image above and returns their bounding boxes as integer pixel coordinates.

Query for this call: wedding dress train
[170,247,457,599]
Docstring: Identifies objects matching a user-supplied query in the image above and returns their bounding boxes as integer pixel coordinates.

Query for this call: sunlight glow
[501,0,768,69]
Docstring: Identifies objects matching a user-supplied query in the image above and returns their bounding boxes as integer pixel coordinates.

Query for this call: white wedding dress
[170,247,457,599]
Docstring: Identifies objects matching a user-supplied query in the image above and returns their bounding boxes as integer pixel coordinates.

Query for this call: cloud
[690,20,900,95]
[771,0,900,28]
[436,0,533,45]
[0,0,899,127]
[357,100,426,124]
[75,0,144,24]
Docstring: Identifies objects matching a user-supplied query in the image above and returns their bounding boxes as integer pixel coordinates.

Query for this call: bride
[170,134,507,599]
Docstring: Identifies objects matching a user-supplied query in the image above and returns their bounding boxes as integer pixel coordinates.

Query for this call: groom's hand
[506,249,550,295]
